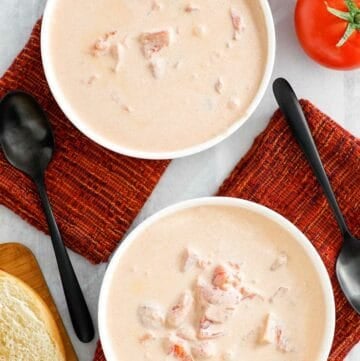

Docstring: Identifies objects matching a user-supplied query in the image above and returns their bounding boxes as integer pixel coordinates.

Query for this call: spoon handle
[273,78,351,239]
[35,177,94,343]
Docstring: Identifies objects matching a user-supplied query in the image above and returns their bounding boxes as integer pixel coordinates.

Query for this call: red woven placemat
[94,100,359,360]
[217,100,359,360]
[0,20,170,264]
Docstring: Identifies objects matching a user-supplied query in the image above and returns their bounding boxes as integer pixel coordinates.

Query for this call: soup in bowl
[99,198,335,360]
[41,0,275,159]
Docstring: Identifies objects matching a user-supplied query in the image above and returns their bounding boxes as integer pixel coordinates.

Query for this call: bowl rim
[98,197,336,361]
[40,0,276,160]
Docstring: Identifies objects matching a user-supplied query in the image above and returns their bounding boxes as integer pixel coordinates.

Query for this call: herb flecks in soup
[47,0,268,153]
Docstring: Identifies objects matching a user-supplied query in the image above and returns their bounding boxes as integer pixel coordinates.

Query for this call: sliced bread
[0,270,66,361]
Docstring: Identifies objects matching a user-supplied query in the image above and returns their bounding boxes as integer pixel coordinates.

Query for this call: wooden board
[0,243,78,360]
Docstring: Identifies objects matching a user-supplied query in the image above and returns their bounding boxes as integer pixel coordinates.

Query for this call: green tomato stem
[345,0,358,12]
[326,0,360,46]
[337,24,356,46]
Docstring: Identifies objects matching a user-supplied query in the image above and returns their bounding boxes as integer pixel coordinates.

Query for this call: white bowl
[98,197,336,360]
[41,1,276,160]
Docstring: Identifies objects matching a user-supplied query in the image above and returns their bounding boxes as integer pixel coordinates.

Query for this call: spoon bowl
[0,92,53,179]
[336,235,360,312]
[0,91,94,342]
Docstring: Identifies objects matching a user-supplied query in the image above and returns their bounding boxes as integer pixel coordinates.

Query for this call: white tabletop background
[0,0,359,360]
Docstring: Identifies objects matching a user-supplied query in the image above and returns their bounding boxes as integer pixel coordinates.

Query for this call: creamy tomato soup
[103,204,328,361]
[46,0,268,153]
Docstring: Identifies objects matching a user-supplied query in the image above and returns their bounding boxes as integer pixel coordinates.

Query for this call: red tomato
[295,0,360,70]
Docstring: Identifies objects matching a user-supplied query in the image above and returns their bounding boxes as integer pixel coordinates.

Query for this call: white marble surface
[0,0,359,360]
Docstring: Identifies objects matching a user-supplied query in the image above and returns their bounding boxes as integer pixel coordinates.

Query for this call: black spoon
[273,78,360,314]
[0,91,95,342]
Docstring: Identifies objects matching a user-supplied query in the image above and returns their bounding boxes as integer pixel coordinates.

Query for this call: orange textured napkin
[94,100,359,360]
[0,20,170,264]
